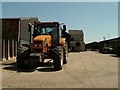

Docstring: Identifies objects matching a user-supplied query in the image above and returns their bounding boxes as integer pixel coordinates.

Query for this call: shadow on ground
[110,54,120,58]
[3,62,36,72]
[2,61,56,72]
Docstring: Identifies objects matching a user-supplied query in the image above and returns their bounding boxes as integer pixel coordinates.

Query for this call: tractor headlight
[34,44,38,47]
[33,44,42,47]
[38,44,42,47]
[33,40,43,47]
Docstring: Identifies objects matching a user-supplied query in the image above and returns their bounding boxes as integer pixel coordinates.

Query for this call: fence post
[2,40,6,61]
[7,40,11,60]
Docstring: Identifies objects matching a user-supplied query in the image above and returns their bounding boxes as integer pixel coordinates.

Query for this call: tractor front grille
[33,40,42,44]
[32,48,43,53]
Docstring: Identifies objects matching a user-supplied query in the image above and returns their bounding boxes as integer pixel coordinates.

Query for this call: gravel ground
[1,51,118,88]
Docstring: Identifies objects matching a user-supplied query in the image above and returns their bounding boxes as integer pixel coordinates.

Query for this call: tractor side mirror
[63,25,66,31]
[28,23,31,32]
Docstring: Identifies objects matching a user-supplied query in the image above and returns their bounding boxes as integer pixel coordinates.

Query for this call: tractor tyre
[53,46,63,71]
[116,46,120,56]
[63,42,68,64]
[17,49,31,69]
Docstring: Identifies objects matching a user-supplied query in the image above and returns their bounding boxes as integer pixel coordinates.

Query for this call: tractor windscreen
[35,23,58,37]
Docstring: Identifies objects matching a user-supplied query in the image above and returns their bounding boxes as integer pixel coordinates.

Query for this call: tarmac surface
[1,51,118,88]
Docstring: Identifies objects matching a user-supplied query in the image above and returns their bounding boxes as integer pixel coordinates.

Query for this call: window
[37,26,57,37]
[71,37,74,41]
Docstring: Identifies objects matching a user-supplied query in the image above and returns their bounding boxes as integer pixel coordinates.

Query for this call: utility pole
[108,33,110,40]
[103,36,106,41]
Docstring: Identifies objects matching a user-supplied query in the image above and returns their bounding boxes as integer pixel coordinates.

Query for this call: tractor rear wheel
[53,46,63,71]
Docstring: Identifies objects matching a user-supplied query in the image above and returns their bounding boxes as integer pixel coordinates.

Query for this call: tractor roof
[35,21,59,25]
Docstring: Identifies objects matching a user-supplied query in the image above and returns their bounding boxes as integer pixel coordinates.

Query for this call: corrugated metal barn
[1,17,39,60]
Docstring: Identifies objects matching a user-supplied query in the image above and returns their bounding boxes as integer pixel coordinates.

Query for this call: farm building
[1,17,39,60]
[69,30,85,52]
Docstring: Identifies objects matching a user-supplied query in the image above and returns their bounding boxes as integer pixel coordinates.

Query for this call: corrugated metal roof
[20,17,38,20]
[1,17,39,21]
[99,37,120,43]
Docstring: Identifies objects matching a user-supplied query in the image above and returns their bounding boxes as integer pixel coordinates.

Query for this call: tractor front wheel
[63,42,68,64]
[53,46,63,71]
[17,49,31,68]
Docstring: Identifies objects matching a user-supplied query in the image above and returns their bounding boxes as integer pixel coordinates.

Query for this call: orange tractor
[17,22,68,70]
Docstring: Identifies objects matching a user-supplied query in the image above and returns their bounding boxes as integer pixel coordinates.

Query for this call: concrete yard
[1,51,118,88]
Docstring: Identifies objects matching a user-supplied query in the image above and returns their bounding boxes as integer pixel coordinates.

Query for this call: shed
[69,30,85,52]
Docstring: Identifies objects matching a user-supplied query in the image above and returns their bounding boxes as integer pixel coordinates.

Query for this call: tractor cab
[31,22,66,47]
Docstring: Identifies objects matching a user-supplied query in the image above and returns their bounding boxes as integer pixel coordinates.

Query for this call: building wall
[2,19,19,40]
[1,17,39,60]
[70,34,83,42]
[2,19,19,59]
[85,42,99,51]
[99,37,120,54]
[69,30,84,42]
[80,42,85,51]
[69,30,85,52]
